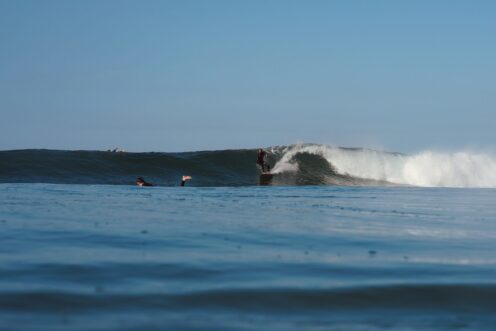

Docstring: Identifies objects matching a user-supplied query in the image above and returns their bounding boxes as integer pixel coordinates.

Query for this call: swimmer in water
[136,176,191,187]
[136,177,154,187]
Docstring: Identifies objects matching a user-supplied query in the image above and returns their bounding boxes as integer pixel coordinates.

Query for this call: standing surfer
[256,149,270,173]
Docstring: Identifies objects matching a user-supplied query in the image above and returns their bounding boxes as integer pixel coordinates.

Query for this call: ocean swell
[1,145,496,187]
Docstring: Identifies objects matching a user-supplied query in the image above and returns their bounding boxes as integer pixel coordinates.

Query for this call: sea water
[1,183,496,330]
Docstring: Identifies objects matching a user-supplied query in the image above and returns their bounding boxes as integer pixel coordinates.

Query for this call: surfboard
[259,172,273,185]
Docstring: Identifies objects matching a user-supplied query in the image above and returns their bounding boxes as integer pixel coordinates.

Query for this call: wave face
[271,144,496,188]
[0,149,258,186]
[1,145,496,187]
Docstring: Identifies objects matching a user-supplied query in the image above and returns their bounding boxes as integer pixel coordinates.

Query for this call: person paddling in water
[136,177,154,187]
[136,176,191,187]
[256,148,270,173]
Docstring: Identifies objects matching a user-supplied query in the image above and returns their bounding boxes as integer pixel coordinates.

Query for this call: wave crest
[2,146,496,187]
[272,144,496,188]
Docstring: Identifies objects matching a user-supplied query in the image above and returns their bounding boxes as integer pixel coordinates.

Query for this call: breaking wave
[271,144,496,188]
[1,144,496,187]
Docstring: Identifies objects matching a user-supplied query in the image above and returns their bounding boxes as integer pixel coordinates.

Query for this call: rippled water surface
[1,184,496,330]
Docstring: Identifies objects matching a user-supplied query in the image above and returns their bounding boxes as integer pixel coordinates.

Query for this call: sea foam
[272,144,496,188]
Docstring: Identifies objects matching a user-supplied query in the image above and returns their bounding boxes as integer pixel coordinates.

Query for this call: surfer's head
[136,177,154,187]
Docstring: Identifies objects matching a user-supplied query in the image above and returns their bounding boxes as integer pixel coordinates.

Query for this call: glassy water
[1,184,495,330]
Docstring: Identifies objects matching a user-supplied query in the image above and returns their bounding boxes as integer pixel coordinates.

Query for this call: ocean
[1,146,496,330]
[2,145,496,187]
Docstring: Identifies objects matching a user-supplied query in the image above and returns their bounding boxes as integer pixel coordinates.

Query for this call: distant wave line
[1,145,496,187]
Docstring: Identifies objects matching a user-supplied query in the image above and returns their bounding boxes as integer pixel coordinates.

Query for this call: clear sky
[1,0,495,152]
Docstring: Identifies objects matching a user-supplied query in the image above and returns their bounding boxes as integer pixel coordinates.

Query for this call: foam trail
[402,151,496,187]
[272,144,496,188]
[271,146,300,174]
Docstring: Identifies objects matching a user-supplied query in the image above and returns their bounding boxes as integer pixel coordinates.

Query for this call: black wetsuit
[137,177,154,186]
[257,151,268,172]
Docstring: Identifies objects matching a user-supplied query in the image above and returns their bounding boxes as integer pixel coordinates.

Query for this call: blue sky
[1,0,495,152]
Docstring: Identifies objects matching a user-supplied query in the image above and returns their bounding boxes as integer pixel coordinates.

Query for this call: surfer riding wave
[256,149,270,173]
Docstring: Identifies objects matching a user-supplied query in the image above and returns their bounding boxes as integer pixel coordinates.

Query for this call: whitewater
[271,144,496,188]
